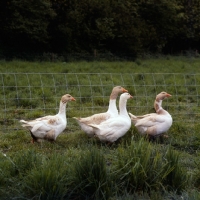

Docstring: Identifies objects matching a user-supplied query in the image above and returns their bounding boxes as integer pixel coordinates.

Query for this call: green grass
[1,56,200,73]
[0,57,200,199]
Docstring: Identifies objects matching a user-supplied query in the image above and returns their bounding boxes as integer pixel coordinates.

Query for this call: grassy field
[0,56,200,199]
[1,56,200,73]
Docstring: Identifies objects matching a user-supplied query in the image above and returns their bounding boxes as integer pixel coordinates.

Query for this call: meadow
[0,56,200,199]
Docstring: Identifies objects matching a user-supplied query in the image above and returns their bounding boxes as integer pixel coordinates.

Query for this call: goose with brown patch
[20,94,76,143]
[88,93,133,143]
[73,86,128,137]
[129,91,172,138]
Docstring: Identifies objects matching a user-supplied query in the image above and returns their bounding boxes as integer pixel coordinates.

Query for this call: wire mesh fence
[0,73,199,133]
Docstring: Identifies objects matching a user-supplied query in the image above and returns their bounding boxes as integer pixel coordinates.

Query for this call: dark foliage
[0,0,200,60]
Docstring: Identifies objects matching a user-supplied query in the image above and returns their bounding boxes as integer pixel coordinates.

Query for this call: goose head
[156,92,171,101]
[120,92,133,101]
[113,86,128,94]
[61,94,76,104]
[110,86,128,100]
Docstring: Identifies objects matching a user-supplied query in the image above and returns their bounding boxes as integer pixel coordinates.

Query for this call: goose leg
[30,131,37,143]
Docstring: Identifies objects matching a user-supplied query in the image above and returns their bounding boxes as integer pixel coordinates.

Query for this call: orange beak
[166,93,172,97]
[71,97,76,101]
[130,95,133,98]
[122,88,128,93]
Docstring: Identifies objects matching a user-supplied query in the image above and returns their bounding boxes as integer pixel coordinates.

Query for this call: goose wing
[134,114,165,127]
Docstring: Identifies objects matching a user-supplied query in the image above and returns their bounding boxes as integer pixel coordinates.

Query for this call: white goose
[129,91,172,138]
[20,94,76,143]
[88,93,133,143]
[73,86,128,137]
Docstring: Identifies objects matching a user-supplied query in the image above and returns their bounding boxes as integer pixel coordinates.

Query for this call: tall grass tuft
[21,153,70,200]
[0,150,45,198]
[194,160,200,190]
[113,138,188,194]
[162,147,188,192]
[0,153,15,187]
[13,149,44,175]
[70,147,111,200]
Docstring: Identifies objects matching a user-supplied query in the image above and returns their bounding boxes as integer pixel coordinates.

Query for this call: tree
[49,0,115,53]
[0,0,56,57]
[138,0,183,53]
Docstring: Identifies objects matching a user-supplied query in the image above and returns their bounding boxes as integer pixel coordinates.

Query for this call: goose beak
[122,88,128,93]
[71,97,76,101]
[166,93,172,97]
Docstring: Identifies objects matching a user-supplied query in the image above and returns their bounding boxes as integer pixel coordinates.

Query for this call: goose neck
[154,99,163,113]
[108,99,117,111]
[110,91,118,100]
[58,101,67,116]
[119,99,128,116]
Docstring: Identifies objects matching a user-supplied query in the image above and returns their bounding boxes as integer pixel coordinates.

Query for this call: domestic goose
[129,91,172,138]
[88,92,133,143]
[20,94,76,143]
[73,86,128,137]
